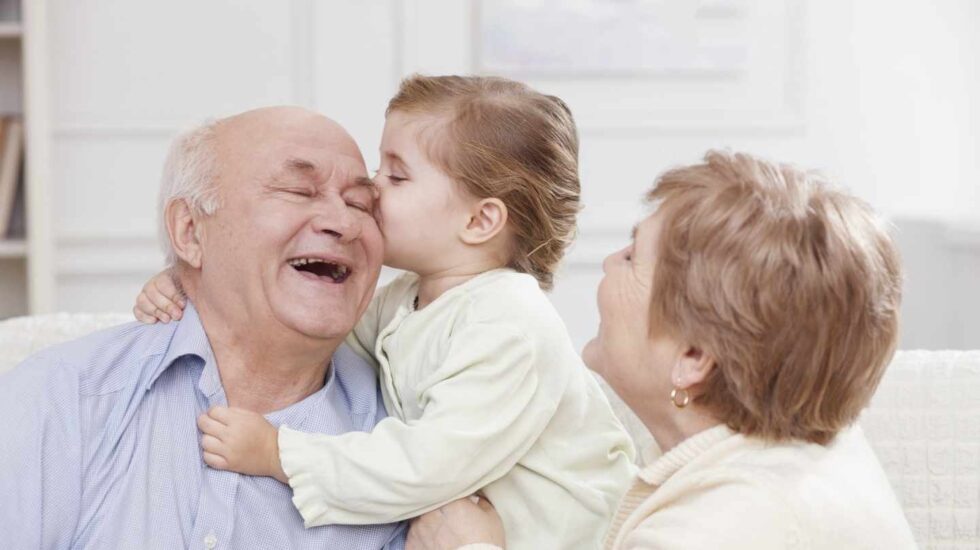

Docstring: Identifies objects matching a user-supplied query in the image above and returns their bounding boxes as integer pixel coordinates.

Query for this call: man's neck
[192,298,340,415]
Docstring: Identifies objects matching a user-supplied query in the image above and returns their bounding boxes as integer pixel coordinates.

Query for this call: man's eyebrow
[283,158,318,175]
[350,176,379,200]
[353,176,377,191]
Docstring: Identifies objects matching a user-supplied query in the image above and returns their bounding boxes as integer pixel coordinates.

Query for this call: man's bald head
[158,106,365,266]
[217,107,364,166]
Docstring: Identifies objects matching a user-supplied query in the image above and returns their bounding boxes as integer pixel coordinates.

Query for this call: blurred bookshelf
[0,239,26,258]
[0,0,53,319]
[0,21,20,38]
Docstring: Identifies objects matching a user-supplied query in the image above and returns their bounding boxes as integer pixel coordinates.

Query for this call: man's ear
[460,198,508,245]
[165,199,204,269]
[671,345,716,391]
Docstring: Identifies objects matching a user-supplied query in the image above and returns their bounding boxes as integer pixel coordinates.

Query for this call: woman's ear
[460,198,508,245]
[671,345,716,390]
[165,199,204,269]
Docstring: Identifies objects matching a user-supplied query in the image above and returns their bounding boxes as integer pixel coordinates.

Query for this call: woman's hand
[134,269,185,323]
[406,496,505,550]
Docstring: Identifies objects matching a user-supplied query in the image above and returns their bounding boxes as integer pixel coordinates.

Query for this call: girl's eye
[387,174,407,183]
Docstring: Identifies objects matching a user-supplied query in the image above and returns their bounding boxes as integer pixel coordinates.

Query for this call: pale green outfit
[279,269,637,550]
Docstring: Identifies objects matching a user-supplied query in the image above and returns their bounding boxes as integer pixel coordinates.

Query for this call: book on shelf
[0,3,19,23]
[6,173,24,239]
[0,115,24,239]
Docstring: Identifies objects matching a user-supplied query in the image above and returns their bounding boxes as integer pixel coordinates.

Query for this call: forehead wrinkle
[283,157,319,178]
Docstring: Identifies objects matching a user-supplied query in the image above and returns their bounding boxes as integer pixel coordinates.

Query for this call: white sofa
[1,313,978,549]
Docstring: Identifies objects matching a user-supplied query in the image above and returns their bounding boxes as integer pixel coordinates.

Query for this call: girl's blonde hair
[387,74,580,290]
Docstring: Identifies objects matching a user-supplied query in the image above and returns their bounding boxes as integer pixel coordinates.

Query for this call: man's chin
[274,305,354,341]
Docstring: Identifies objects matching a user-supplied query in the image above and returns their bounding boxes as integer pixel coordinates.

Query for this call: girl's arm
[278,322,565,527]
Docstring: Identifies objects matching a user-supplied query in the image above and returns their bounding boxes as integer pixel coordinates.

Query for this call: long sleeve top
[0,302,405,549]
[278,269,638,550]
[604,425,918,549]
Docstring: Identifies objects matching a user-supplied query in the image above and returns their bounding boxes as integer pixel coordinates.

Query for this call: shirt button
[204,533,218,549]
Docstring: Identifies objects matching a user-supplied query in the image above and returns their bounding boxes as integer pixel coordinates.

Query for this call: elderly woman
[407,151,917,549]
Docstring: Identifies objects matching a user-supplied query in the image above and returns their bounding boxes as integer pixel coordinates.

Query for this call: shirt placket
[190,467,240,550]
[190,367,240,550]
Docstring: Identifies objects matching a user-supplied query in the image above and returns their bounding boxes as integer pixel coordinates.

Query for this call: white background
[37,0,980,350]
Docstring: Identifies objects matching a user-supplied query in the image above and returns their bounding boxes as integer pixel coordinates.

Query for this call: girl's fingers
[136,291,170,323]
[201,434,225,454]
[153,272,181,298]
[152,276,185,318]
[145,288,179,321]
[203,451,229,470]
[133,305,157,324]
[197,413,227,435]
[136,294,159,317]
[208,406,233,424]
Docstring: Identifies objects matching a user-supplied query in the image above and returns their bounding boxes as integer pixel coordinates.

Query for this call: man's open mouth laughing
[287,257,352,283]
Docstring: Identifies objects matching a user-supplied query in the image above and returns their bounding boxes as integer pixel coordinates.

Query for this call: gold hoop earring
[670,387,690,408]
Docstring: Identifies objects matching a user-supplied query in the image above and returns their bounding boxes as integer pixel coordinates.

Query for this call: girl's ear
[460,198,508,245]
[671,345,716,390]
[166,199,204,269]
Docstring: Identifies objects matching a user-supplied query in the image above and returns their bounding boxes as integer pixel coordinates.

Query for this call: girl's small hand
[406,496,505,550]
[197,406,288,484]
[134,270,186,323]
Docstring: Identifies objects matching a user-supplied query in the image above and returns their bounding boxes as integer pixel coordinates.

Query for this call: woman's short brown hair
[649,151,903,445]
[386,74,580,290]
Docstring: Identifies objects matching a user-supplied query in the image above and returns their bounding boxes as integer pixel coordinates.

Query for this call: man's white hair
[158,120,222,267]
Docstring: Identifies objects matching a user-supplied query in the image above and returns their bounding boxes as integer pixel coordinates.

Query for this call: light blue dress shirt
[0,302,405,549]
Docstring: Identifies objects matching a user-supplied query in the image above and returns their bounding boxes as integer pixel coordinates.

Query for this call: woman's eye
[387,174,407,183]
[347,202,370,213]
[286,188,314,197]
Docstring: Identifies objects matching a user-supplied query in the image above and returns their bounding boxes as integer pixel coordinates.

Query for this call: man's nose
[311,197,361,243]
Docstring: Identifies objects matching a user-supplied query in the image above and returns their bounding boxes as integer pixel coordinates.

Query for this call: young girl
[135,75,636,549]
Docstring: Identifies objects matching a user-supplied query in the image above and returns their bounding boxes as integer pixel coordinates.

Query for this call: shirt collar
[147,300,218,393]
[638,424,735,486]
[147,300,337,425]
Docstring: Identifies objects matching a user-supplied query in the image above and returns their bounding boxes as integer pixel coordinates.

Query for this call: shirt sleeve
[381,521,408,550]
[619,477,806,550]
[0,352,83,549]
[279,322,565,526]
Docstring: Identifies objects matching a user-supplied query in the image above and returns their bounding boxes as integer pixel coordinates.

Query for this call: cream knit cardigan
[603,424,918,549]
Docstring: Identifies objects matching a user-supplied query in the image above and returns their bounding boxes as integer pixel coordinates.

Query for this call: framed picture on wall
[470,0,804,133]
[475,0,750,77]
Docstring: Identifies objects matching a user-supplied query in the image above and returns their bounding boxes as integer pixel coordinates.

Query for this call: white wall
[43,0,979,350]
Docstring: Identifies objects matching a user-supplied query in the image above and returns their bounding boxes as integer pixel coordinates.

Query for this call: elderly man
[0,107,405,548]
